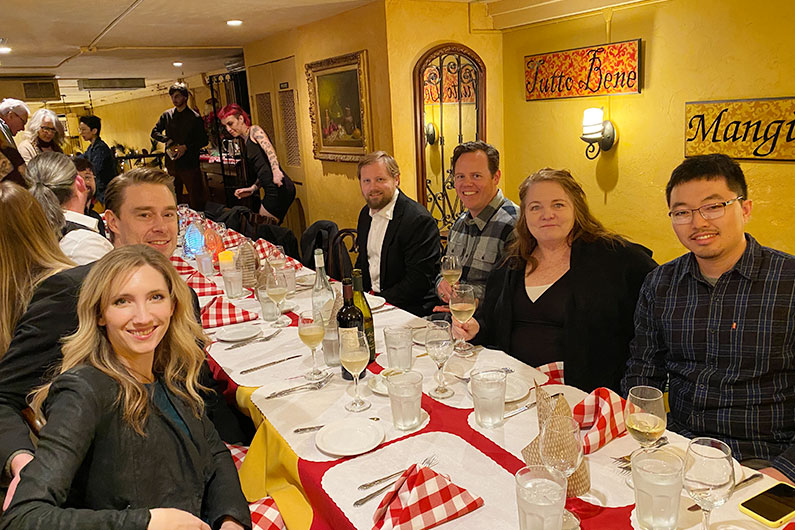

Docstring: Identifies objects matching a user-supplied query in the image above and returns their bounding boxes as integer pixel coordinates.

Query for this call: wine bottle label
[338,327,359,351]
[314,252,324,268]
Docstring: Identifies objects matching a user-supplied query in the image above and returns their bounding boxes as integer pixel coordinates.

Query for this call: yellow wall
[502,0,795,263]
[244,1,392,231]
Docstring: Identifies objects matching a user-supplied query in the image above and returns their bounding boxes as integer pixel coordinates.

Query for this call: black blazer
[474,238,657,392]
[0,366,251,529]
[355,191,441,316]
[0,265,251,473]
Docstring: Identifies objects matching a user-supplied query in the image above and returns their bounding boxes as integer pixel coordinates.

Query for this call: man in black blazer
[354,151,440,316]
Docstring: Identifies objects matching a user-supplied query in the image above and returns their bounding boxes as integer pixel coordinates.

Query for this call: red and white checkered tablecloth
[169,255,198,276]
[186,271,223,297]
[200,296,258,329]
[254,239,302,271]
[224,443,286,530]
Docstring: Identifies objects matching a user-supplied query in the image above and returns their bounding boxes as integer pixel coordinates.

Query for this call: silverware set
[612,436,669,474]
[225,329,282,350]
[353,455,439,507]
[239,354,301,375]
[293,417,380,434]
[264,372,333,399]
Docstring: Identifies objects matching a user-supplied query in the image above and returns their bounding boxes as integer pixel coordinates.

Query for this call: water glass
[322,324,340,366]
[683,437,734,530]
[386,370,423,430]
[471,368,506,428]
[383,326,414,371]
[631,447,684,530]
[425,321,455,399]
[195,252,214,276]
[515,466,567,530]
[221,269,243,299]
[256,288,279,322]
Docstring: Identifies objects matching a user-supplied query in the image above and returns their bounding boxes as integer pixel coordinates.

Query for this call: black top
[243,136,295,222]
[80,137,117,192]
[510,272,571,367]
[150,107,208,170]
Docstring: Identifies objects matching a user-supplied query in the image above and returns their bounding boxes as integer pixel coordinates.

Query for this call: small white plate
[215,323,262,342]
[296,274,315,287]
[412,328,427,346]
[365,294,386,310]
[315,417,385,457]
[280,300,298,314]
[466,373,531,403]
[367,374,389,396]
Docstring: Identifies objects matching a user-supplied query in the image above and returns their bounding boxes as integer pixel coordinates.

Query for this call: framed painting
[305,50,371,162]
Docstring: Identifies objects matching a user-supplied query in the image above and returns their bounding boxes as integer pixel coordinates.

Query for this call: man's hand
[234,185,257,199]
[437,279,452,303]
[3,452,34,510]
[760,467,795,485]
[452,316,479,341]
[148,508,210,530]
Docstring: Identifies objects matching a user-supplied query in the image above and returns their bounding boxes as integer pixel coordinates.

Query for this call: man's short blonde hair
[357,151,400,180]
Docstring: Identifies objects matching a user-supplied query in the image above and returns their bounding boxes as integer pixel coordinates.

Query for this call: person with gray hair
[26,152,113,264]
[17,109,65,163]
[0,98,30,148]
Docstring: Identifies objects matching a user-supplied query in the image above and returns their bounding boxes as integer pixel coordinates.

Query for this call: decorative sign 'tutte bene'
[685,97,795,161]
[524,39,641,101]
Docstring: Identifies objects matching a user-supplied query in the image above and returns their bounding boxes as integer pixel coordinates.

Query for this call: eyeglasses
[668,196,744,225]
[40,125,57,133]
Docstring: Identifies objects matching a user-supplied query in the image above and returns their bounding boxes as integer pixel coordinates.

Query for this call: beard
[366,192,393,210]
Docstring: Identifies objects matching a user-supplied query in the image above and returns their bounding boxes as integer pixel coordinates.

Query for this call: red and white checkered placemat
[200,296,258,329]
[186,271,223,297]
[537,361,565,384]
[169,255,197,276]
[572,387,628,455]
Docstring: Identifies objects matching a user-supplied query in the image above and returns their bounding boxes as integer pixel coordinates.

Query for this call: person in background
[0,99,30,187]
[354,151,441,316]
[72,157,106,237]
[455,168,657,392]
[78,115,117,204]
[26,152,113,264]
[151,83,209,211]
[622,153,795,484]
[436,141,518,305]
[218,103,295,224]
[16,109,64,164]
[1,245,250,529]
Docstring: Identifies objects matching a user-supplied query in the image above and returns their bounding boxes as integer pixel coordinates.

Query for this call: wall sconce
[425,122,437,146]
[580,107,616,159]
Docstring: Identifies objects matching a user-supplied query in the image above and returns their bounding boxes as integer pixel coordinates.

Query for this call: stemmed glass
[441,255,462,287]
[540,416,583,530]
[683,437,735,530]
[624,385,667,487]
[450,283,476,357]
[267,245,287,271]
[298,310,326,381]
[266,271,291,328]
[340,330,371,412]
[425,321,455,399]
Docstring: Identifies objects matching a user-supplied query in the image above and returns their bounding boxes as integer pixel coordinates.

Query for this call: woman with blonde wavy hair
[0,181,74,358]
[454,168,657,392]
[2,245,250,530]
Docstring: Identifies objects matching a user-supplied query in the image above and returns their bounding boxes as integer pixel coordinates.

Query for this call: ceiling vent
[77,78,146,91]
[0,77,60,101]
[225,56,245,73]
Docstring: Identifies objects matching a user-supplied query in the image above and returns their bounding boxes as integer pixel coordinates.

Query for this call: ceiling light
[226,20,243,26]
[0,47,11,54]
[173,61,183,67]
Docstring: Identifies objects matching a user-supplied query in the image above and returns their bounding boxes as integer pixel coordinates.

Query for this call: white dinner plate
[365,293,386,310]
[412,328,427,346]
[215,323,262,342]
[315,417,385,457]
[296,274,315,287]
[280,300,298,314]
[467,373,531,403]
[367,374,389,396]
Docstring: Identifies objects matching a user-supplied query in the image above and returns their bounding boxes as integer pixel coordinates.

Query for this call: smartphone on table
[739,482,795,527]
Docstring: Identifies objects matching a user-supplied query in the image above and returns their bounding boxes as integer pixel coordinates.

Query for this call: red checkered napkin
[254,239,303,271]
[224,228,247,248]
[572,387,628,455]
[200,296,258,329]
[186,271,223,296]
[537,361,565,384]
[372,464,484,530]
[169,255,198,276]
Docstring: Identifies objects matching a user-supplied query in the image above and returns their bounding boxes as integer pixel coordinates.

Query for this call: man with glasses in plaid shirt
[622,153,795,484]
[436,141,518,305]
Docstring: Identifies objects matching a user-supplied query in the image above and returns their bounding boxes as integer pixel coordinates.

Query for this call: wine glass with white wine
[624,385,667,488]
[266,271,291,328]
[298,310,326,381]
[340,330,371,412]
[449,283,476,357]
[441,255,462,287]
[267,244,287,271]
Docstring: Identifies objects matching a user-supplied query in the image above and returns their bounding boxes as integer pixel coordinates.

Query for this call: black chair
[254,224,300,260]
[300,220,339,270]
[328,228,358,281]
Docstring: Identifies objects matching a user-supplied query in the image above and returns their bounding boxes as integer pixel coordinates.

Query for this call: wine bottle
[336,278,365,380]
[312,249,335,325]
[351,269,375,363]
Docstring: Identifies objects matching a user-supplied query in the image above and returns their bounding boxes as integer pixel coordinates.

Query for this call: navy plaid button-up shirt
[623,234,795,479]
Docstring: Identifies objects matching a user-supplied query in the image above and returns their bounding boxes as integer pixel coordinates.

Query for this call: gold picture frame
[305,50,371,162]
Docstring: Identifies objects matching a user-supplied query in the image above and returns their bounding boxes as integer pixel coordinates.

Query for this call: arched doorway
[413,43,486,232]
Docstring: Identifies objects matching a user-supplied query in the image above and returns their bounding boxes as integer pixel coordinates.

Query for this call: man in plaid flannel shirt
[622,154,795,484]
[436,141,518,304]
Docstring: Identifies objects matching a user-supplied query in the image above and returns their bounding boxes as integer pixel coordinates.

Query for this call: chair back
[328,228,358,281]
[300,220,339,269]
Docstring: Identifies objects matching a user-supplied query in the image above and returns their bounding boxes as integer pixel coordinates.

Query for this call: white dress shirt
[60,209,113,265]
[366,188,400,293]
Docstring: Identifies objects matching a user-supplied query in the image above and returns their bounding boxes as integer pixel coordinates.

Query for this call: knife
[686,472,763,511]
[504,392,563,419]
[225,329,282,350]
[239,353,301,375]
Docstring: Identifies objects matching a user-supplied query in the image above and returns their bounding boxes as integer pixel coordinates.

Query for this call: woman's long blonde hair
[505,168,624,275]
[31,245,209,435]
[0,182,74,357]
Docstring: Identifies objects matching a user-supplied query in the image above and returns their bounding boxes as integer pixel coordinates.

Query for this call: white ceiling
[0,0,372,104]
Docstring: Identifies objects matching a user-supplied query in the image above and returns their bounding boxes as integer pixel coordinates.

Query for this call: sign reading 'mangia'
[685,97,795,160]
[524,39,640,101]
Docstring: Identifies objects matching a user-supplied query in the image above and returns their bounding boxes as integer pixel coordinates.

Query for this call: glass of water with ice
[631,446,684,530]
[471,368,507,428]
[515,465,567,530]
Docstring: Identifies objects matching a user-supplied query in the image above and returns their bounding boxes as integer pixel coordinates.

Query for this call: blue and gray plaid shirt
[623,234,795,479]
[439,190,519,301]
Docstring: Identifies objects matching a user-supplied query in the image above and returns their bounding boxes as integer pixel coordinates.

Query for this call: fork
[354,456,439,507]
[357,455,438,491]
[264,372,333,399]
[611,436,669,465]
[452,367,514,384]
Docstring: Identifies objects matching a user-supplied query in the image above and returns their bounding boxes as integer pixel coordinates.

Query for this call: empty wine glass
[441,255,462,287]
[683,437,734,530]
[298,310,325,381]
[425,321,454,399]
[267,244,287,271]
[540,415,583,529]
[340,330,371,412]
[450,283,476,357]
[266,271,291,328]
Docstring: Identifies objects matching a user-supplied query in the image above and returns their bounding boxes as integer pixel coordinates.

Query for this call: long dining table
[185,247,793,530]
